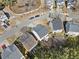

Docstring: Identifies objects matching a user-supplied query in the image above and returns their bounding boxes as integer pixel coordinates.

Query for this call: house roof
[68,0,74,4]
[1,44,24,59]
[67,0,76,9]
[50,17,63,32]
[57,0,74,4]
[0,11,8,21]
[19,32,38,51]
[57,0,64,3]
[32,24,49,39]
[66,22,79,33]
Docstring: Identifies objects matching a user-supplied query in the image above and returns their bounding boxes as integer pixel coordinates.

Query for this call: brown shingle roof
[19,32,38,51]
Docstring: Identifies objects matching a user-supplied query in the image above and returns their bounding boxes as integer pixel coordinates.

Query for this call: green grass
[29,36,79,59]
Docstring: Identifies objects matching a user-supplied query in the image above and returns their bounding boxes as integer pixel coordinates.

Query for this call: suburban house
[32,24,49,41]
[19,32,38,51]
[49,17,63,33]
[65,22,79,36]
[67,0,76,9]
[57,0,64,6]
[56,0,76,9]
[0,11,9,29]
[1,44,25,59]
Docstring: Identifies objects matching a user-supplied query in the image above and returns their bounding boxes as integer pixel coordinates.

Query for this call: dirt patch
[10,0,41,14]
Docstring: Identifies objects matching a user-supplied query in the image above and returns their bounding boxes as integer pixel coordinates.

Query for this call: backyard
[27,36,79,59]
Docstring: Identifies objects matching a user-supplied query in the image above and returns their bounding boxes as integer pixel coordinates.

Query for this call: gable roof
[56,0,64,5]
[67,0,76,8]
[68,0,75,4]
[32,24,49,39]
[49,17,63,32]
[57,0,75,4]
[57,0,64,3]
[0,11,8,21]
[19,32,38,51]
[66,22,79,33]
[1,44,24,59]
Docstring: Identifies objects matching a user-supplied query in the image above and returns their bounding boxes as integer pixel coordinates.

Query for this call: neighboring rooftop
[32,24,49,41]
[57,0,64,3]
[0,11,8,21]
[1,44,25,59]
[67,0,77,9]
[49,17,63,33]
[65,22,79,36]
[0,11,8,34]
[19,32,38,51]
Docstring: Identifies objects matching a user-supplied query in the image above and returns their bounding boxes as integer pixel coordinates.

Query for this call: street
[0,12,49,43]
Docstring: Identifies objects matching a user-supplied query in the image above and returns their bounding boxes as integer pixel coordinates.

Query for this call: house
[57,0,64,5]
[1,44,25,59]
[0,11,8,22]
[56,0,76,9]
[0,11,9,29]
[19,32,38,51]
[49,17,63,33]
[67,0,76,9]
[32,24,49,41]
[45,0,54,9]
[65,22,79,36]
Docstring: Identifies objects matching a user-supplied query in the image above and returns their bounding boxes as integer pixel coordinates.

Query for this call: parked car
[35,15,40,18]
[29,17,34,20]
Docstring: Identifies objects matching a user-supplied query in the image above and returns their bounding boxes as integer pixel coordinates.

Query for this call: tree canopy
[28,36,79,59]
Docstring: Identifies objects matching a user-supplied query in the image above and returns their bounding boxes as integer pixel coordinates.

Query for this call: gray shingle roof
[66,22,79,32]
[19,32,37,51]
[57,0,74,4]
[50,17,63,31]
[68,0,74,4]
[33,24,48,38]
[1,44,24,59]
[57,0,64,3]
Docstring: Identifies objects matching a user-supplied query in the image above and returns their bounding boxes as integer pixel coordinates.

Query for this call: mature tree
[28,36,79,59]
